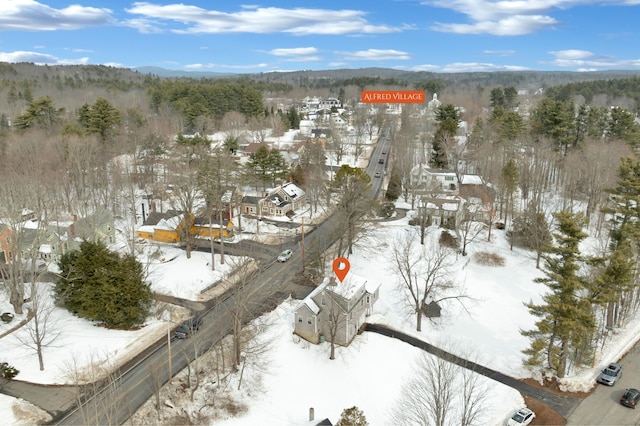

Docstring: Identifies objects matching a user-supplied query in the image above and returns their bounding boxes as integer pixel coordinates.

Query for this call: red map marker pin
[332,257,350,283]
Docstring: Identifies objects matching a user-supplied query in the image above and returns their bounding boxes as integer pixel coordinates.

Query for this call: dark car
[378,158,384,164]
[621,388,640,408]
[174,317,202,339]
[597,362,622,386]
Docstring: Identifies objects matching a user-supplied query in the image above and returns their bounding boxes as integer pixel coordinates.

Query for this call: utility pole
[301,217,305,271]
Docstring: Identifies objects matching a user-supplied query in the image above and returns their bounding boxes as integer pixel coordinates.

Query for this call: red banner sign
[361,90,425,104]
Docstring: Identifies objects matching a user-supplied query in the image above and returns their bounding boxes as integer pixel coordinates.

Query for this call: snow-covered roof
[461,174,483,185]
[327,274,368,300]
[365,280,381,294]
[304,298,320,315]
[156,215,183,230]
[137,225,155,233]
[281,182,305,198]
[442,202,460,211]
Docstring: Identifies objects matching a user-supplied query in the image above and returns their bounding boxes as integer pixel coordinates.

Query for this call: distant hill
[1,62,640,97]
[127,65,640,91]
[132,66,237,79]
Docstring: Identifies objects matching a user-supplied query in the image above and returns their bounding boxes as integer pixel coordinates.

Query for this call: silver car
[597,362,622,386]
[277,249,293,262]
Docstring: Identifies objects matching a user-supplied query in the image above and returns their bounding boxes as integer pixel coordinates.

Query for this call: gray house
[17,208,116,264]
[418,194,465,230]
[294,274,380,346]
[242,182,307,218]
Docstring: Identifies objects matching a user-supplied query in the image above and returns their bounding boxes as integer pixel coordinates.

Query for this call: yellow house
[136,212,234,243]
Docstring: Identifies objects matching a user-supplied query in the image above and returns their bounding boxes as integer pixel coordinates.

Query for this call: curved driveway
[364,323,583,418]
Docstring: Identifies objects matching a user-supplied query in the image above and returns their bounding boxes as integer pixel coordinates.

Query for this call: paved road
[51,206,344,424]
[365,323,583,418]
[567,340,640,425]
[1,128,398,423]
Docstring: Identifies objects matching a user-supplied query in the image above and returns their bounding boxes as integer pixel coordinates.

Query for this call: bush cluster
[0,362,19,379]
[474,251,506,266]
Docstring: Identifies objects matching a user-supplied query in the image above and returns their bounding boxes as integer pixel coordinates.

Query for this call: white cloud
[0,0,113,31]
[403,61,529,72]
[549,49,596,60]
[122,18,164,34]
[0,50,88,65]
[268,47,319,57]
[125,3,412,35]
[339,49,411,61]
[424,0,639,35]
[544,50,640,69]
[432,14,557,35]
[185,62,273,70]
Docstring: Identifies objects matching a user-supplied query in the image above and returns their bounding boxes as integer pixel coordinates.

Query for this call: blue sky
[0,0,639,73]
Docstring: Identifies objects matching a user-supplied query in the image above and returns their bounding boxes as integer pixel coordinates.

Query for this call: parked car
[277,249,293,262]
[506,408,535,426]
[620,388,640,408]
[597,362,622,386]
[174,317,202,339]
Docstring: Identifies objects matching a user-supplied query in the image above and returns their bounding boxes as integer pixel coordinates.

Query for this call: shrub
[439,230,458,249]
[0,362,19,379]
[376,201,396,218]
[474,251,505,266]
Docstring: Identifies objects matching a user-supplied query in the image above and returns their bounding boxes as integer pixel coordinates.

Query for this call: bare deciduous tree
[458,204,486,256]
[392,230,468,331]
[16,282,61,371]
[392,344,488,426]
[391,352,455,426]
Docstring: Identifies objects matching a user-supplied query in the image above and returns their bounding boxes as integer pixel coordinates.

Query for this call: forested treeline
[147,79,264,131]
[545,76,640,109]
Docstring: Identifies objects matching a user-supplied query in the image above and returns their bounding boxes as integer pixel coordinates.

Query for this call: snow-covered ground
[2,199,640,425]
[1,127,638,424]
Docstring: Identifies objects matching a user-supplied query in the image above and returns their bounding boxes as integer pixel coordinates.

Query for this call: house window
[445,176,454,181]
[298,316,302,323]
[366,295,371,304]
[307,317,312,325]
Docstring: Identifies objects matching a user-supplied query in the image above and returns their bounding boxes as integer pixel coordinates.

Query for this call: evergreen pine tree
[521,211,594,377]
[336,406,368,426]
[56,241,152,329]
